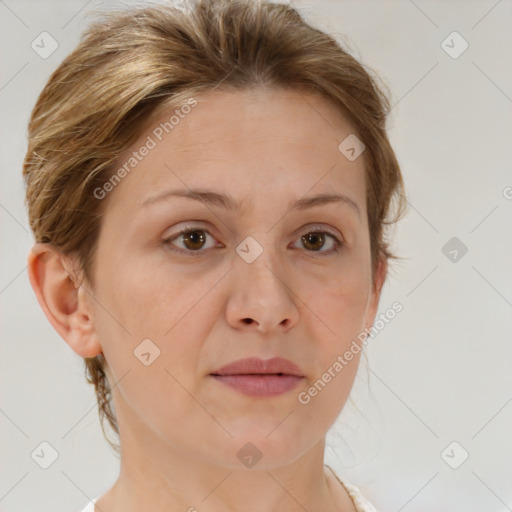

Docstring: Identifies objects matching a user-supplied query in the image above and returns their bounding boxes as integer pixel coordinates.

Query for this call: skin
[28,88,387,512]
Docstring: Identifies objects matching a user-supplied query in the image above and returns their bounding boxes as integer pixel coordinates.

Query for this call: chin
[207,427,313,471]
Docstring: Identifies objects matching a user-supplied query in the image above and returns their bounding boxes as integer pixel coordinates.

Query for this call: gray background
[1,0,511,511]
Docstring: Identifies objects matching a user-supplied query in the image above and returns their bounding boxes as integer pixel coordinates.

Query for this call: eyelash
[162,225,345,257]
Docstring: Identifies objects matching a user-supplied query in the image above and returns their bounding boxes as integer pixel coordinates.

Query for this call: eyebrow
[141,188,361,219]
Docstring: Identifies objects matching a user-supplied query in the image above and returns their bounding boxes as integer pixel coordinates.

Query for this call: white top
[79,468,377,512]
[79,497,98,512]
[326,465,379,512]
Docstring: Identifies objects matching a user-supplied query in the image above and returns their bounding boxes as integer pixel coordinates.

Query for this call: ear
[364,252,388,331]
[27,243,103,358]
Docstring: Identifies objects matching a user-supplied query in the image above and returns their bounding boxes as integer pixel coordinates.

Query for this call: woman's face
[87,88,386,468]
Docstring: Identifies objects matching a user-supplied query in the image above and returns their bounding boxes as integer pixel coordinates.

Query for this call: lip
[211,357,304,377]
[210,357,304,397]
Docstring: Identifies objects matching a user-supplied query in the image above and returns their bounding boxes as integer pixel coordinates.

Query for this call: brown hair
[23,0,406,454]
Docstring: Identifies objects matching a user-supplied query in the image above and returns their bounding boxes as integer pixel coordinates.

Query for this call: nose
[225,252,300,333]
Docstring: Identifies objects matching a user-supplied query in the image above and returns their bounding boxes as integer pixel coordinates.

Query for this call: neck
[97,386,356,512]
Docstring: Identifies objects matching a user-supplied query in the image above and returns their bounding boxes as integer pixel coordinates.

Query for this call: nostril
[242,318,253,324]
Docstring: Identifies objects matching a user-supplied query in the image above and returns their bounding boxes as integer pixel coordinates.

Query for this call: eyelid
[294,223,343,240]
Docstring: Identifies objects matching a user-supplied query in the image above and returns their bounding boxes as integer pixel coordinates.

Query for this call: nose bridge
[235,233,287,297]
[227,233,299,331]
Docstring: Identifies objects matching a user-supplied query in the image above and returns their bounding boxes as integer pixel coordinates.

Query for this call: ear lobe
[27,243,103,358]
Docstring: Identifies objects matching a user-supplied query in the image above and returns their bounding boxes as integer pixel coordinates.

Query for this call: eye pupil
[302,232,325,251]
[183,230,206,250]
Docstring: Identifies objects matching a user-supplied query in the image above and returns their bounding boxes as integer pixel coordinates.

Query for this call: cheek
[295,276,366,426]
[92,255,223,392]
[296,264,370,408]
[305,264,371,335]
[91,260,213,432]
[95,252,216,336]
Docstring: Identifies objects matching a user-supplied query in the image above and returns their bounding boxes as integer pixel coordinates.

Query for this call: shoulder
[325,465,379,512]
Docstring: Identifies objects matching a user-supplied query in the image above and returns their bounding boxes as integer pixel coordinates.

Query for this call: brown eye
[181,230,207,250]
[163,228,218,254]
[301,232,326,251]
[294,230,344,255]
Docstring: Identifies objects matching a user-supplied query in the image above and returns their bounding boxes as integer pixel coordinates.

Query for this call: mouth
[210,357,304,397]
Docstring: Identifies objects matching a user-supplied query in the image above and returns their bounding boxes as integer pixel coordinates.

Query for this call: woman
[23,1,406,510]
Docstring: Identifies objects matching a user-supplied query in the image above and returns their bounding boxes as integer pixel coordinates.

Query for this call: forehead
[166,87,356,156]
[104,87,367,217]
